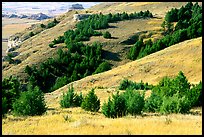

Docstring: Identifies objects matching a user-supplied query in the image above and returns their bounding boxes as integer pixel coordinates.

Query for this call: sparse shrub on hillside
[29,32,35,37]
[12,86,47,116]
[60,85,83,108]
[47,18,59,29]
[103,31,111,39]
[40,23,46,28]
[81,89,100,112]
[119,79,153,90]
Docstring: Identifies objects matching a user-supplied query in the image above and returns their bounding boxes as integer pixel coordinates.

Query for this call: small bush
[159,93,191,114]
[40,24,46,28]
[103,31,111,39]
[12,86,47,116]
[29,32,35,37]
[81,89,100,112]
[60,86,83,108]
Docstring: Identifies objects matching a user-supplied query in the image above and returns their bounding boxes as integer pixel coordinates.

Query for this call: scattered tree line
[40,18,59,29]
[128,2,202,60]
[2,71,202,117]
[102,71,202,118]
[60,86,100,112]
[49,10,153,47]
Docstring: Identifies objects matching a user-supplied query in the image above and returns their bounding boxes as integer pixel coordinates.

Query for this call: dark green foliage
[186,81,202,107]
[2,76,21,112]
[102,89,145,118]
[160,93,191,114]
[25,42,104,93]
[145,71,201,114]
[81,89,100,112]
[128,2,202,61]
[103,31,111,39]
[40,23,46,28]
[144,91,163,113]
[93,61,111,74]
[47,18,59,29]
[119,79,153,90]
[127,39,144,60]
[2,97,8,116]
[60,86,83,108]
[12,86,47,116]
[51,76,68,91]
[121,34,139,45]
[29,32,35,37]
[102,97,115,118]
[122,89,145,115]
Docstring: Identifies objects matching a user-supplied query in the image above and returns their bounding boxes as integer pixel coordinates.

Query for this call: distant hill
[2,12,52,20]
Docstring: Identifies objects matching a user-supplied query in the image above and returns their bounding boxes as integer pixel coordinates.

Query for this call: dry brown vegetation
[2,2,202,135]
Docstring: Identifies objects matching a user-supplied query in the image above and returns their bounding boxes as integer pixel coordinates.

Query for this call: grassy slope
[2,2,202,135]
[2,2,191,81]
[2,37,202,135]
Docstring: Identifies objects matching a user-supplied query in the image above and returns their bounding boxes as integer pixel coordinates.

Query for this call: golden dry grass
[2,37,202,135]
[2,107,202,135]
[89,2,193,17]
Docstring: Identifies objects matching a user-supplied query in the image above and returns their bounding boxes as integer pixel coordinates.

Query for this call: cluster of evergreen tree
[27,10,154,93]
[102,71,202,118]
[49,10,153,47]
[102,90,145,118]
[119,79,154,90]
[128,2,202,60]
[25,42,110,93]
[144,71,202,114]
[40,18,59,29]
[60,87,100,112]
[2,76,47,116]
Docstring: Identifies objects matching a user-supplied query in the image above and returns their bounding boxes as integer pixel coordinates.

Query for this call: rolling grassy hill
[2,2,194,82]
[2,37,202,135]
[2,2,202,135]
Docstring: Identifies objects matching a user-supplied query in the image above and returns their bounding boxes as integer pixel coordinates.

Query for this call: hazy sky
[2,2,101,15]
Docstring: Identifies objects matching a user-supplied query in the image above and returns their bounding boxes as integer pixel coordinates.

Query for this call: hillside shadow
[108,25,118,28]
[102,50,121,61]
